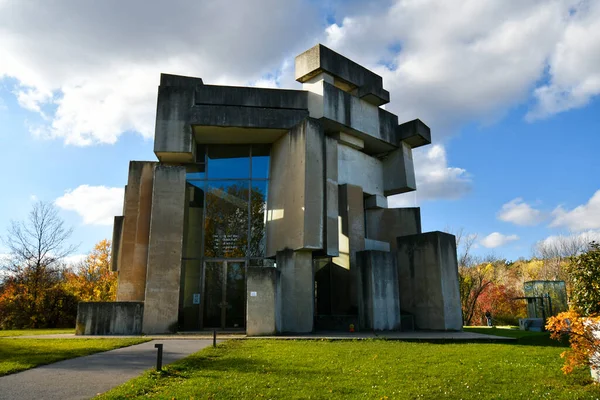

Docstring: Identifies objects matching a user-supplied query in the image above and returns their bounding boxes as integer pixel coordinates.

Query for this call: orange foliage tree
[64,239,117,302]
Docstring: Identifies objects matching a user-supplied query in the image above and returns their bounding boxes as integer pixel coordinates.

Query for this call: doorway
[203,260,247,330]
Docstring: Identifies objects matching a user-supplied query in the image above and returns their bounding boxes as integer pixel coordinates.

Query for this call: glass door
[202,260,246,330]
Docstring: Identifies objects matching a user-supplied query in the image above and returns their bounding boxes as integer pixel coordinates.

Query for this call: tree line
[0,202,116,329]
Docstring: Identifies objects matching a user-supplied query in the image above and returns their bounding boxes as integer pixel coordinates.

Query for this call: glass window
[251,145,270,179]
[182,183,204,258]
[204,180,249,258]
[207,145,250,179]
[249,181,268,257]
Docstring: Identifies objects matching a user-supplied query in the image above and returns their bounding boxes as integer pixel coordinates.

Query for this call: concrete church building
[76,44,462,336]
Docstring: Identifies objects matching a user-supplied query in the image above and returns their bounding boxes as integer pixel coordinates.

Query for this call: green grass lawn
[0,338,148,376]
[463,326,566,346]
[98,339,600,400]
[0,328,74,337]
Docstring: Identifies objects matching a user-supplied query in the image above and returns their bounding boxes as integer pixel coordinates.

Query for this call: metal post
[213,330,217,348]
[154,343,163,371]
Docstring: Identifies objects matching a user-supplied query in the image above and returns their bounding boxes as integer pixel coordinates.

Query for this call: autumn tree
[64,239,116,302]
[0,201,78,328]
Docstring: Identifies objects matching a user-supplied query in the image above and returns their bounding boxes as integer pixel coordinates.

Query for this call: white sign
[193,293,201,304]
[250,291,257,297]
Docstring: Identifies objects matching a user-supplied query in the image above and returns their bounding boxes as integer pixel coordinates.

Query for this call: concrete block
[110,216,124,272]
[365,208,422,251]
[195,85,307,110]
[266,119,325,256]
[190,105,309,131]
[76,302,143,335]
[277,250,314,333]
[332,131,364,150]
[396,231,462,331]
[382,142,416,196]
[364,239,391,252]
[358,250,401,331]
[116,161,156,302]
[320,82,399,154]
[295,44,389,105]
[154,83,196,163]
[246,267,278,336]
[337,143,384,196]
[397,119,431,149]
[364,195,387,209]
[142,166,186,334]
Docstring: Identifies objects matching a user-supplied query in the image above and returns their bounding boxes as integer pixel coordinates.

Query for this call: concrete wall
[116,161,156,302]
[76,302,143,335]
[382,143,416,196]
[358,250,401,331]
[246,267,278,336]
[365,208,422,251]
[337,143,384,196]
[142,166,186,334]
[396,231,462,331]
[276,250,314,333]
[266,119,325,257]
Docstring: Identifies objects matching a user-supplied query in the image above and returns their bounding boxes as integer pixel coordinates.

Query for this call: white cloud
[497,198,546,226]
[550,190,600,231]
[480,232,519,248]
[322,0,595,132]
[0,0,320,145]
[388,144,472,206]
[55,185,124,225]
[527,1,600,120]
[63,254,87,267]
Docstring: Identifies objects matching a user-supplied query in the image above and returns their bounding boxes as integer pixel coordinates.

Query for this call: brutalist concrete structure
[77,44,462,335]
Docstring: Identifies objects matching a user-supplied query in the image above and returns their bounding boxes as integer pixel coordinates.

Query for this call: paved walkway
[0,339,214,400]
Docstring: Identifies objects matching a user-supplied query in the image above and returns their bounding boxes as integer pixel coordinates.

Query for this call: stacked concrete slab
[77,43,463,335]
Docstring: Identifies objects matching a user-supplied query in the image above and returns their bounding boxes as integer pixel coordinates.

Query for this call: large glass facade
[179,144,269,331]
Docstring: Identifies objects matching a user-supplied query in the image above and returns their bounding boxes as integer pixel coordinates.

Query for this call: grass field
[98,337,600,400]
[0,328,74,337]
[0,337,148,376]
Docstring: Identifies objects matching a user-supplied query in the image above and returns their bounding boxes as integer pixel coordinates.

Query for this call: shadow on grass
[464,327,569,347]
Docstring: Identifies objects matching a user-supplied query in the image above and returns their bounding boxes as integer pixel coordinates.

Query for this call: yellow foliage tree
[64,239,116,302]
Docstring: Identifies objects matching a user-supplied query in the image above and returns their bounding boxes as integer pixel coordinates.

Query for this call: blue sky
[0,0,599,263]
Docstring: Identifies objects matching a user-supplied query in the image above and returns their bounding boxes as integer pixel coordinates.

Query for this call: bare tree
[532,233,594,281]
[3,201,77,274]
[0,201,78,328]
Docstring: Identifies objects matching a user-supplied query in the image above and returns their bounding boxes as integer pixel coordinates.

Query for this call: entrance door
[203,260,246,330]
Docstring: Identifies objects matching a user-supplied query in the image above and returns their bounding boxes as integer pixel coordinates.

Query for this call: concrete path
[0,339,214,400]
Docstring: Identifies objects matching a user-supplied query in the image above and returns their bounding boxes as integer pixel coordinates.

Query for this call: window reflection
[251,144,270,179]
[249,181,267,257]
[204,180,249,258]
[207,145,250,179]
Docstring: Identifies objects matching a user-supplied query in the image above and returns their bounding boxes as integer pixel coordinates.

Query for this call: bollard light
[154,343,163,371]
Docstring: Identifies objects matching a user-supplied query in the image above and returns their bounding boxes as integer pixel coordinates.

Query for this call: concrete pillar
[396,231,462,330]
[333,184,365,317]
[324,136,339,257]
[246,267,278,336]
[266,118,325,256]
[142,166,186,334]
[116,161,156,301]
[365,208,422,251]
[358,250,401,331]
[110,216,124,272]
[276,250,314,333]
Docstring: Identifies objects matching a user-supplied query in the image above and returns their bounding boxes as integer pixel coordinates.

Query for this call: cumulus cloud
[535,230,600,255]
[550,190,600,231]
[0,0,320,145]
[55,185,124,225]
[497,198,546,226]
[323,0,596,132]
[480,232,519,249]
[388,144,472,206]
[527,1,600,120]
